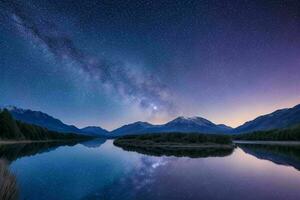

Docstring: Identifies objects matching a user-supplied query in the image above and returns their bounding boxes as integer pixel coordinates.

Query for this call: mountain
[0,106,108,137]
[110,116,233,137]
[2,106,79,133]
[111,104,300,137]
[162,116,232,133]
[0,109,89,140]
[80,126,109,137]
[3,103,300,138]
[234,104,300,133]
[110,121,155,137]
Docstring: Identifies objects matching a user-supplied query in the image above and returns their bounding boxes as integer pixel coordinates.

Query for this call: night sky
[1,0,300,130]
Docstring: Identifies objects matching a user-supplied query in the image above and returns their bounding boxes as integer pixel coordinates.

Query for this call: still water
[1,140,300,200]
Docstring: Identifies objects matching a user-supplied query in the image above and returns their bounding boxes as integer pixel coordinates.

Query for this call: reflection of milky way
[132,157,168,190]
[83,147,300,200]
[83,156,170,200]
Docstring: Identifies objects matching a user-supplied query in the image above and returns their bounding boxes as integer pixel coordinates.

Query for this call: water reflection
[82,156,171,200]
[0,140,300,200]
[80,139,106,148]
[0,159,18,200]
[0,139,106,200]
[0,141,80,162]
[82,146,300,200]
[238,144,300,171]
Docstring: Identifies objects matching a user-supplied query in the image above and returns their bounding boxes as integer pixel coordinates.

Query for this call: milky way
[1,0,176,116]
[0,0,300,129]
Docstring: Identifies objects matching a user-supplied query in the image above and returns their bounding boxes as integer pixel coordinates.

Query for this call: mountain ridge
[0,106,108,137]
[234,104,300,133]
[2,104,300,137]
[110,116,233,137]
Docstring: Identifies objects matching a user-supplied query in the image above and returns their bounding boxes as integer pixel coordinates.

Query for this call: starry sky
[0,0,300,130]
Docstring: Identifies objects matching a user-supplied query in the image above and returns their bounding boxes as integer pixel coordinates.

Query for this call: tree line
[0,109,89,140]
[233,124,300,141]
[115,132,232,144]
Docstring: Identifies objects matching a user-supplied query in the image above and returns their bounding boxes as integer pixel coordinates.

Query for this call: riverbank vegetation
[114,132,232,145]
[115,143,234,158]
[113,133,234,157]
[233,124,300,141]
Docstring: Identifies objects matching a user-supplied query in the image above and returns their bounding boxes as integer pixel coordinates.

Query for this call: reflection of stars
[132,157,169,190]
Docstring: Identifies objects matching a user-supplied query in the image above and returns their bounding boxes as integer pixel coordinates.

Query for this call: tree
[0,109,24,139]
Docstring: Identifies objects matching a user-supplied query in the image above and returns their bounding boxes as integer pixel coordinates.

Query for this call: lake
[1,139,300,200]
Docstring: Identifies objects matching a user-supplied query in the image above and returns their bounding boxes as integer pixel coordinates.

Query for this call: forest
[233,124,300,141]
[0,109,89,140]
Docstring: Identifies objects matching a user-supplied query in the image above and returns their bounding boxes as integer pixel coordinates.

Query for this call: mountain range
[233,104,300,133]
[110,117,233,137]
[0,106,109,137]
[1,104,300,137]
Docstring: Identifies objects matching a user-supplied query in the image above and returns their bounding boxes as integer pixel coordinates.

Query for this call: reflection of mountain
[0,159,19,200]
[80,139,106,148]
[116,145,234,158]
[239,144,300,171]
[0,142,78,162]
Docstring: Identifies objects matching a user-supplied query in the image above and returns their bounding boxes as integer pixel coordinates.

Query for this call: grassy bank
[0,139,89,145]
[113,133,234,157]
[114,132,232,145]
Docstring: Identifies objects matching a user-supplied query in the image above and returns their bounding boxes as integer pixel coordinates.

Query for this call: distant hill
[110,116,233,137]
[80,126,109,137]
[111,104,300,137]
[160,116,232,133]
[0,106,108,137]
[110,121,155,137]
[234,104,300,133]
[2,104,300,138]
[0,109,89,140]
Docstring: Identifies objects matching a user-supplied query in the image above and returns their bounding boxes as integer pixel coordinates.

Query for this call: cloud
[1,0,176,115]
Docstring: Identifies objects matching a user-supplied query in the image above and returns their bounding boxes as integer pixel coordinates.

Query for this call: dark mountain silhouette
[234,104,300,133]
[2,104,300,137]
[0,106,108,137]
[110,116,233,137]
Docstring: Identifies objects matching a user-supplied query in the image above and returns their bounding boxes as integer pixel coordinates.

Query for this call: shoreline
[0,139,88,145]
[113,141,235,158]
[234,140,300,146]
[114,141,235,150]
